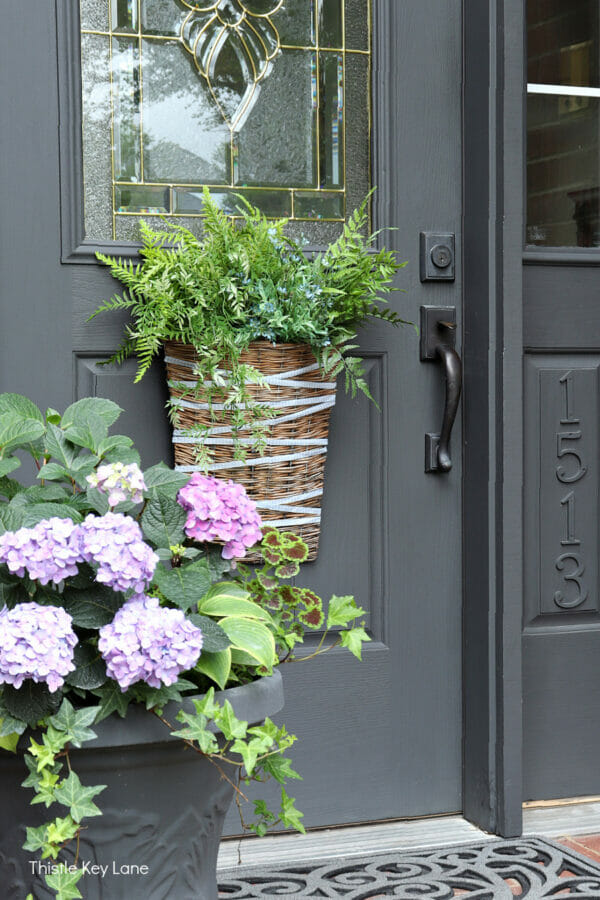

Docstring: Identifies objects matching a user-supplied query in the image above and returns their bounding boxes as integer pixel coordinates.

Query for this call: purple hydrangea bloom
[177,474,263,560]
[98,595,203,691]
[77,513,158,598]
[0,602,78,692]
[87,462,146,507]
[0,517,80,585]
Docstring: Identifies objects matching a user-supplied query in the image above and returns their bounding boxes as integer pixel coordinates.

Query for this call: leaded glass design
[79,0,371,243]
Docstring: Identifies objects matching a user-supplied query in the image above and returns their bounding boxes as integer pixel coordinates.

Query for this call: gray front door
[0,1,464,828]
[524,0,600,800]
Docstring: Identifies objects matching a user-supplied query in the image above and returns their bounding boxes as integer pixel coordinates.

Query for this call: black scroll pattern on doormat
[218,837,600,897]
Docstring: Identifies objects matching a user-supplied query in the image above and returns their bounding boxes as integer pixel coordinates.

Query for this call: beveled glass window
[79,0,371,243]
[527,1,600,247]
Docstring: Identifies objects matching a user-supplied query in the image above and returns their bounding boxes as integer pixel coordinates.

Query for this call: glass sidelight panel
[79,0,371,242]
[527,1,600,247]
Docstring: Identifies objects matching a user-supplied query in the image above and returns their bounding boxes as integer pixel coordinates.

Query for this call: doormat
[217,837,600,897]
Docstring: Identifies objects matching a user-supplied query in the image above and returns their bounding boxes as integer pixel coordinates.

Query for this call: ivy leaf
[230,737,260,775]
[131,677,196,712]
[171,710,219,753]
[0,730,19,753]
[326,594,367,629]
[92,682,132,722]
[279,787,305,834]
[141,493,187,548]
[45,866,84,900]
[187,614,230,652]
[65,643,108,690]
[62,584,125,629]
[340,625,371,660]
[153,559,213,612]
[49,699,99,747]
[261,752,302,785]
[54,770,106,822]
[3,682,61,726]
[23,823,48,853]
[215,700,247,741]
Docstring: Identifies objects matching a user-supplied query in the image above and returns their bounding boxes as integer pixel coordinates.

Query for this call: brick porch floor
[556,833,600,865]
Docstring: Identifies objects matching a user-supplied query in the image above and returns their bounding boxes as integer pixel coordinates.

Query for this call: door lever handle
[420,307,463,473]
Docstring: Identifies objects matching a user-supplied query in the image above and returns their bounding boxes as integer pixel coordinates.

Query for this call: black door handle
[420,306,463,473]
[434,343,462,471]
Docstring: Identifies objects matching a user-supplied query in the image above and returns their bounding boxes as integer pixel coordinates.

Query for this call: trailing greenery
[0,395,369,898]
[91,188,408,463]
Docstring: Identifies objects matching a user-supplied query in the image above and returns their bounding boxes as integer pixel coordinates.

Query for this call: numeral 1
[560,371,580,424]
[560,491,580,546]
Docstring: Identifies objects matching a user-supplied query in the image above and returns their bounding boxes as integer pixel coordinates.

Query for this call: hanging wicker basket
[164,340,337,561]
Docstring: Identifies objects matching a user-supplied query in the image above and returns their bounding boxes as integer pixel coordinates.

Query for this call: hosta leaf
[187,614,230,652]
[65,643,108,690]
[3,682,62,726]
[194,648,231,690]
[219,617,276,669]
[141,493,187,548]
[62,585,125,629]
[199,589,273,623]
[153,559,213,612]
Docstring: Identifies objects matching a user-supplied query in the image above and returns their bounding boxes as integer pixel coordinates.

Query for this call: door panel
[0,0,463,828]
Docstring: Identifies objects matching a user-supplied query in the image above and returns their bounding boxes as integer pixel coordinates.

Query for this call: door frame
[462,0,525,837]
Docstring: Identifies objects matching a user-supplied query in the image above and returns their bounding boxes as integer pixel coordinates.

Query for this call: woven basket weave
[164,340,337,561]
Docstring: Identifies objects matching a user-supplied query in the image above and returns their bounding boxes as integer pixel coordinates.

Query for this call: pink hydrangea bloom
[98,595,203,691]
[0,602,78,692]
[177,474,262,559]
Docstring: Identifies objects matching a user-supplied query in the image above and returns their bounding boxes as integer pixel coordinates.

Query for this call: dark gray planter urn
[0,672,284,900]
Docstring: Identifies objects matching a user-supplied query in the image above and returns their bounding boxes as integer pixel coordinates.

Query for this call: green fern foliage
[91,187,408,460]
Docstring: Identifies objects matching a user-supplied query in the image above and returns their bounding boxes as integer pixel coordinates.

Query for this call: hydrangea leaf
[0,699,27,736]
[23,484,70,503]
[62,398,122,435]
[143,463,189,498]
[141,493,187,549]
[44,424,79,470]
[22,503,83,527]
[54,771,106,822]
[62,585,125,629]
[219,617,276,670]
[3,682,62,726]
[49,700,99,747]
[326,594,367,629]
[0,413,46,455]
[36,462,70,482]
[0,393,44,423]
[187,614,231,652]
[65,643,108,690]
[45,866,84,900]
[194,648,231,690]
[0,475,24,500]
[97,434,134,457]
[153,559,213,612]
[0,457,21,479]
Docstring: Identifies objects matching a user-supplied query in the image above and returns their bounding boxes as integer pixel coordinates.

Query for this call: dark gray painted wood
[462,0,524,837]
[2,0,466,830]
[524,266,600,348]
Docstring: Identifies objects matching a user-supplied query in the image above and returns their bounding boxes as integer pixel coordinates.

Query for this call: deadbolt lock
[420,232,456,281]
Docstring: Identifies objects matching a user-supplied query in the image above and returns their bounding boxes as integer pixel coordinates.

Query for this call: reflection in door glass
[79,0,371,244]
[527,1,600,247]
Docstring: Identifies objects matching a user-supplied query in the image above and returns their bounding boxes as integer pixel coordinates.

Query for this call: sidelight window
[527,0,600,247]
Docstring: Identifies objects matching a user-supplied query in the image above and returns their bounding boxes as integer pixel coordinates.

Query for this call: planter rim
[75,670,284,750]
